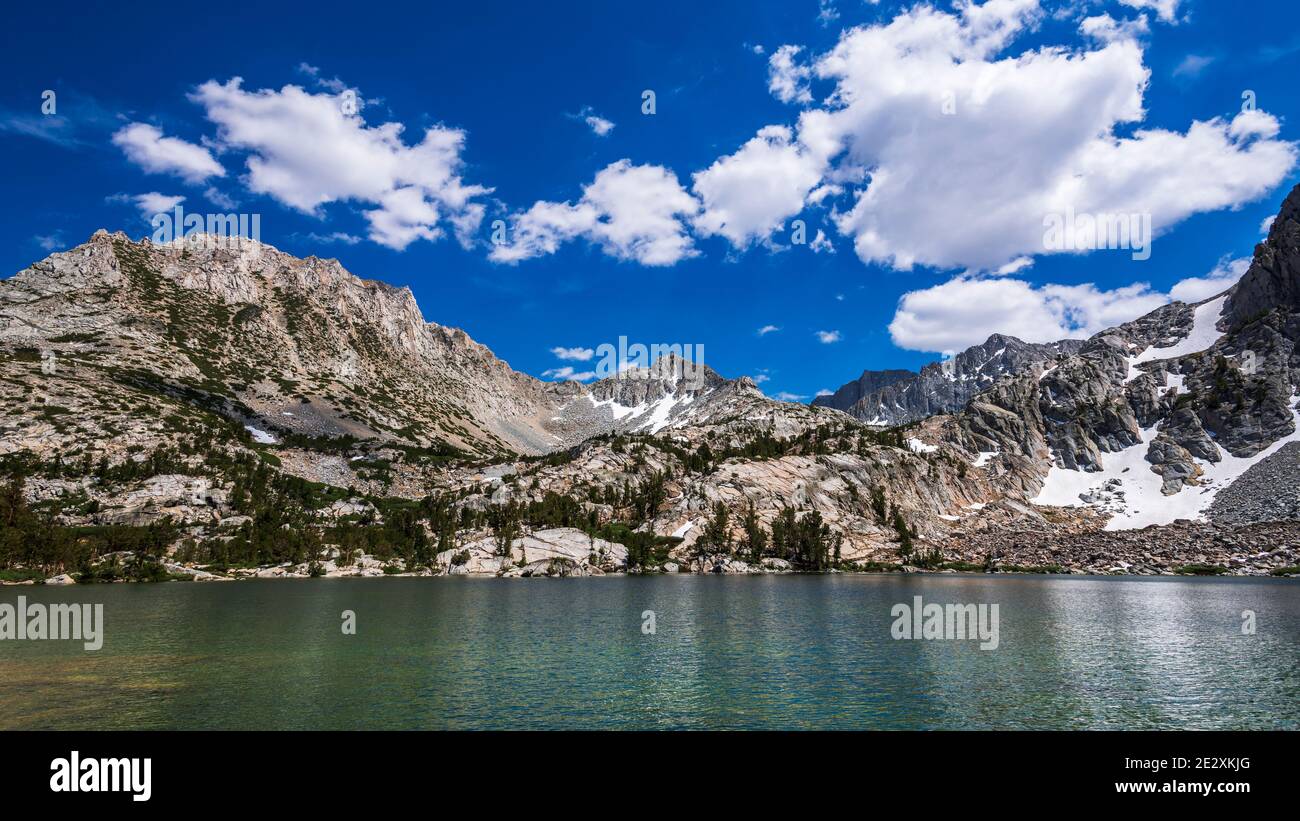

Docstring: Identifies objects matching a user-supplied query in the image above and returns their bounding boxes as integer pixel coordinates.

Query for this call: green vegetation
[1174,563,1229,576]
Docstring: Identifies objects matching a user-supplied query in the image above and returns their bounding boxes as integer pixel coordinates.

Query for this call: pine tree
[698,501,731,557]
[741,503,768,563]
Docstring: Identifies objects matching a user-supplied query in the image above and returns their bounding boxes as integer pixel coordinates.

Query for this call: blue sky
[2,0,1298,402]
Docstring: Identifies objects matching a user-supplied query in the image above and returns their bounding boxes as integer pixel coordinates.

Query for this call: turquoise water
[1,574,1296,729]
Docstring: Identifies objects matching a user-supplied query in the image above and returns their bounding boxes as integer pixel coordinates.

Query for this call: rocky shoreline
[937,519,1300,576]
[6,521,1298,584]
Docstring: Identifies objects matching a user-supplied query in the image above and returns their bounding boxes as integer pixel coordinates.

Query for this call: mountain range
[3,185,1300,580]
[812,335,1085,426]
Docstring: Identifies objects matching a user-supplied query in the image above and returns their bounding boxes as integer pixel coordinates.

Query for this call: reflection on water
[1,575,1296,729]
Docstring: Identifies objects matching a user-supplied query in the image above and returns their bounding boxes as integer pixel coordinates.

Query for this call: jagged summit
[816,332,1083,426]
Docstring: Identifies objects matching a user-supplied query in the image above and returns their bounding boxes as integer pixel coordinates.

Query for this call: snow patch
[907,437,938,454]
[245,425,278,444]
[1033,394,1300,530]
[636,394,681,434]
[1124,295,1227,383]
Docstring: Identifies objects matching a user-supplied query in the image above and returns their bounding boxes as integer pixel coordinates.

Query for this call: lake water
[1,574,1296,730]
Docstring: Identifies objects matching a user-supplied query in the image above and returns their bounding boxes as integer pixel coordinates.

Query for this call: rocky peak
[820,332,1082,426]
[1228,182,1300,326]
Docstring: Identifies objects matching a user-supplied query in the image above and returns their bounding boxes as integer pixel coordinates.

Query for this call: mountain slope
[814,334,1084,425]
[949,184,1300,529]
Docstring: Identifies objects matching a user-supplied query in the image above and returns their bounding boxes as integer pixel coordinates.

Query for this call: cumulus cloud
[816,329,841,343]
[694,0,1296,271]
[551,346,595,361]
[775,391,808,402]
[692,125,826,247]
[891,253,1256,353]
[490,159,699,266]
[889,275,1168,352]
[768,45,813,104]
[1168,256,1250,302]
[112,122,225,184]
[189,78,489,250]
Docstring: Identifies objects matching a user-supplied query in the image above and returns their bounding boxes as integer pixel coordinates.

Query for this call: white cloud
[203,186,238,209]
[817,0,839,27]
[1118,0,1181,23]
[305,231,362,245]
[1261,215,1276,234]
[542,365,597,382]
[692,125,826,247]
[586,114,615,137]
[490,159,699,266]
[1168,256,1250,303]
[775,391,808,402]
[551,346,595,361]
[815,388,834,397]
[757,324,781,335]
[890,252,1256,353]
[568,106,614,136]
[112,122,225,184]
[189,78,489,251]
[695,0,1296,270]
[994,256,1034,276]
[768,45,813,104]
[109,191,186,217]
[1172,54,1215,78]
[816,329,841,343]
[1079,13,1149,45]
[753,372,771,383]
[34,233,64,251]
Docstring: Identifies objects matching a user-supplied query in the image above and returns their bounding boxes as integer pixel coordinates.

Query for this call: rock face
[435,528,628,577]
[815,334,1083,426]
[811,368,914,415]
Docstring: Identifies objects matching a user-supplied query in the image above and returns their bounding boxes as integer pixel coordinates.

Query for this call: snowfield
[1033,394,1300,530]
[1124,294,1227,383]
